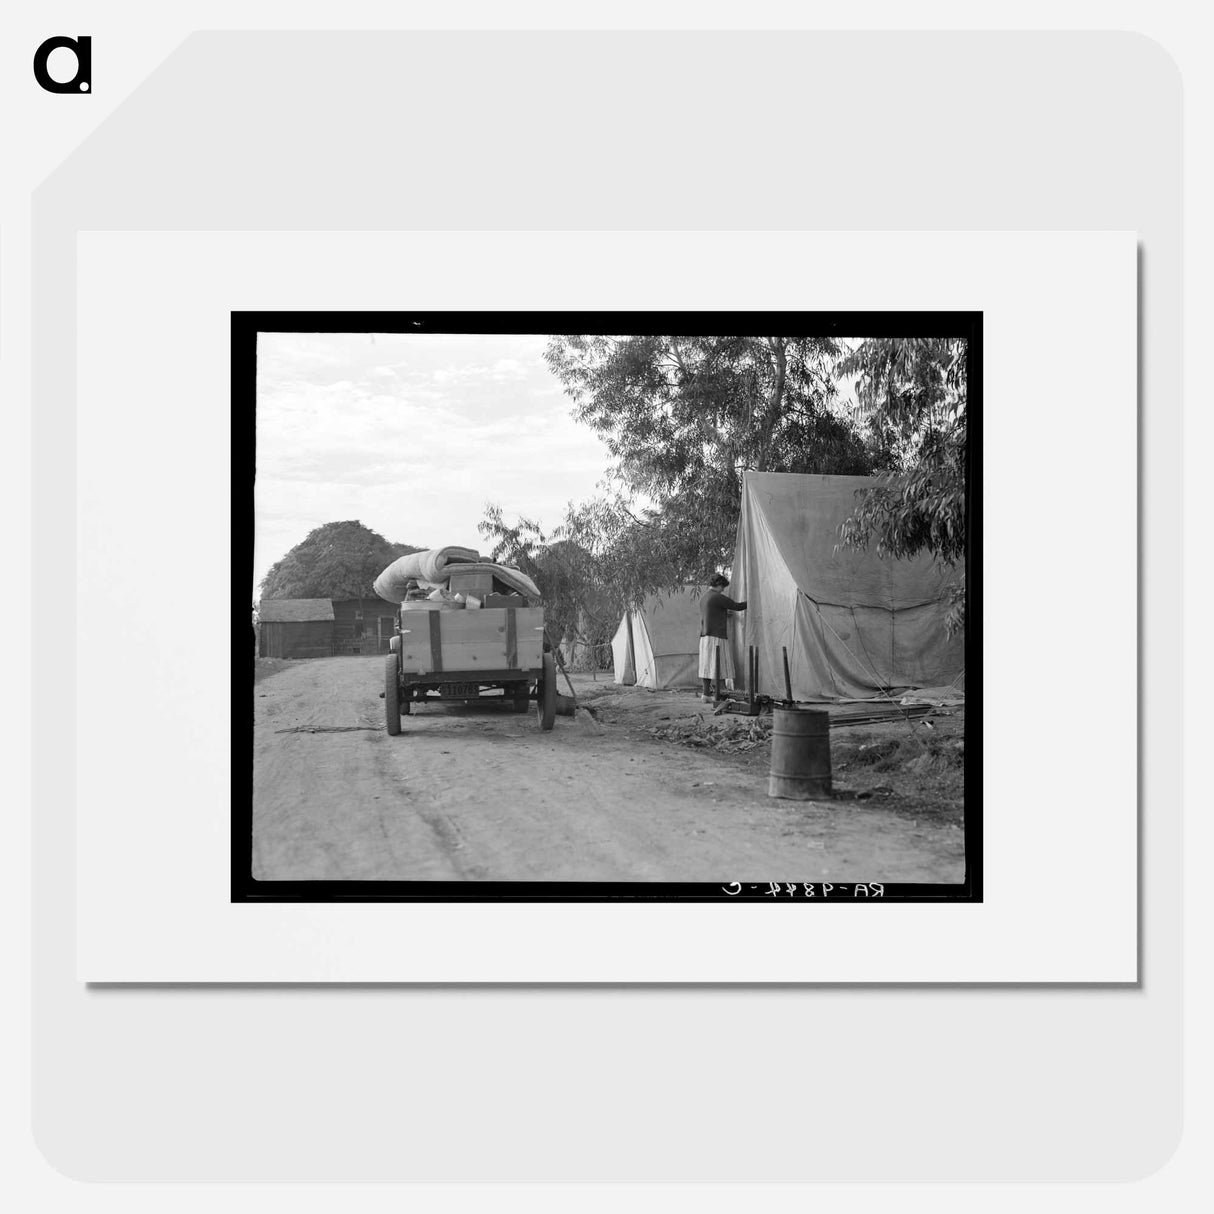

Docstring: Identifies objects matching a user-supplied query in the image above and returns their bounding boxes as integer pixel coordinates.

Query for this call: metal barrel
[767,706,832,800]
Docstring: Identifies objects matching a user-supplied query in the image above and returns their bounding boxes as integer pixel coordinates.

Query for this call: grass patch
[849,734,964,773]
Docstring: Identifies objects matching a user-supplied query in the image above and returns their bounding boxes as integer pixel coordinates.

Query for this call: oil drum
[768,706,832,799]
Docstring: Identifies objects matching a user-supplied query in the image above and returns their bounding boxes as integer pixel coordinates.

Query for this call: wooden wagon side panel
[399,607,544,675]
[258,619,333,659]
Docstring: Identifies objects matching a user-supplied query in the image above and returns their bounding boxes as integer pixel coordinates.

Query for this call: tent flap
[610,615,636,685]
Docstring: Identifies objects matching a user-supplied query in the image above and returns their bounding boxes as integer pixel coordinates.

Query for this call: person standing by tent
[699,574,746,703]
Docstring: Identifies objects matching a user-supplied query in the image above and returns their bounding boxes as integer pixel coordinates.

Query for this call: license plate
[440,682,480,697]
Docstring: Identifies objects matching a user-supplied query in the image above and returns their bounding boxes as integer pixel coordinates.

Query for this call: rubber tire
[385,654,402,736]
[536,653,556,731]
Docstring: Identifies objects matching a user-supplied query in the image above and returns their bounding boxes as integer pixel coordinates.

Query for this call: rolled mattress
[374,548,541,604]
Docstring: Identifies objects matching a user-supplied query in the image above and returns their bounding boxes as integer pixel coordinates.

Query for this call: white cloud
[490,357,528,379]
[253,331,609,595]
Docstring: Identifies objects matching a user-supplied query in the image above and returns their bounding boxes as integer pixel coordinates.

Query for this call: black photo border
[233,310,982,904]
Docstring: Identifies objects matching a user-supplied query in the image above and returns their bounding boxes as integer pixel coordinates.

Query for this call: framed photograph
[237,311,981,905]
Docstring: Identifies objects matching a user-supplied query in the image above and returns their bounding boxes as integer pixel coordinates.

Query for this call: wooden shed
[332,598,398,656]
[257,599,335,659]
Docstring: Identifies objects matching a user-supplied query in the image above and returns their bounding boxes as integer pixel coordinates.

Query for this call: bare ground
[251,657,966,884]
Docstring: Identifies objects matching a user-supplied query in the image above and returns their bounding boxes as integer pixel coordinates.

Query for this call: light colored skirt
[698,635,735,681]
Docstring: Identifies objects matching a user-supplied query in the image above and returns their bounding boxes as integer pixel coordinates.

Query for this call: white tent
[611,589,703,689]
[730,471,964,701]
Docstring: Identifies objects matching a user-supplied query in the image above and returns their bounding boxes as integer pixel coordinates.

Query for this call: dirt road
[252,658,965,883]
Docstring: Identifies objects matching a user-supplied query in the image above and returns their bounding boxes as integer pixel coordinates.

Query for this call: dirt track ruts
[252,657,964,883]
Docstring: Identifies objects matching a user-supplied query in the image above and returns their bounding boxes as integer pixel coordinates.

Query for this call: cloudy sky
[253,331,616,598]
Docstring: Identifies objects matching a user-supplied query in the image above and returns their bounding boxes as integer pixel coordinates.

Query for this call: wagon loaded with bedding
[374,546,558,736]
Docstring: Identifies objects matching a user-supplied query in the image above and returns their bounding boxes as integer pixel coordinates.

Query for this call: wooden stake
[549,633,579,705]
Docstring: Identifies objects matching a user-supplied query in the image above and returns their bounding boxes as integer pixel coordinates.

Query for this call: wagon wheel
[384,653,402,736]
[512,685,530,713]
[535,652,556,731]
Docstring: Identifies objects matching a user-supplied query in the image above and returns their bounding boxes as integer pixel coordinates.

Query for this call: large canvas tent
[611,588,703,689]
[730,472,964,701]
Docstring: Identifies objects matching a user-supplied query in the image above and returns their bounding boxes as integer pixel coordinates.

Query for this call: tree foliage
[260,521,425,600]
[543,334,874,579]
[481,332,968,653]
[834,337,968,633]
[557,494,700,610]
[477,507,618,660]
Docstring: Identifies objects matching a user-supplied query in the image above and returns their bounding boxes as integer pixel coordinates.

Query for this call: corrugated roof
[258,599,335,622]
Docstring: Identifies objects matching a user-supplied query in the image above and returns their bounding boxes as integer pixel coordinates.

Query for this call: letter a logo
[33,36,92,93]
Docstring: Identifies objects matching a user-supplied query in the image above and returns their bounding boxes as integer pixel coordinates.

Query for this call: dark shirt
[700,589,746,639]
